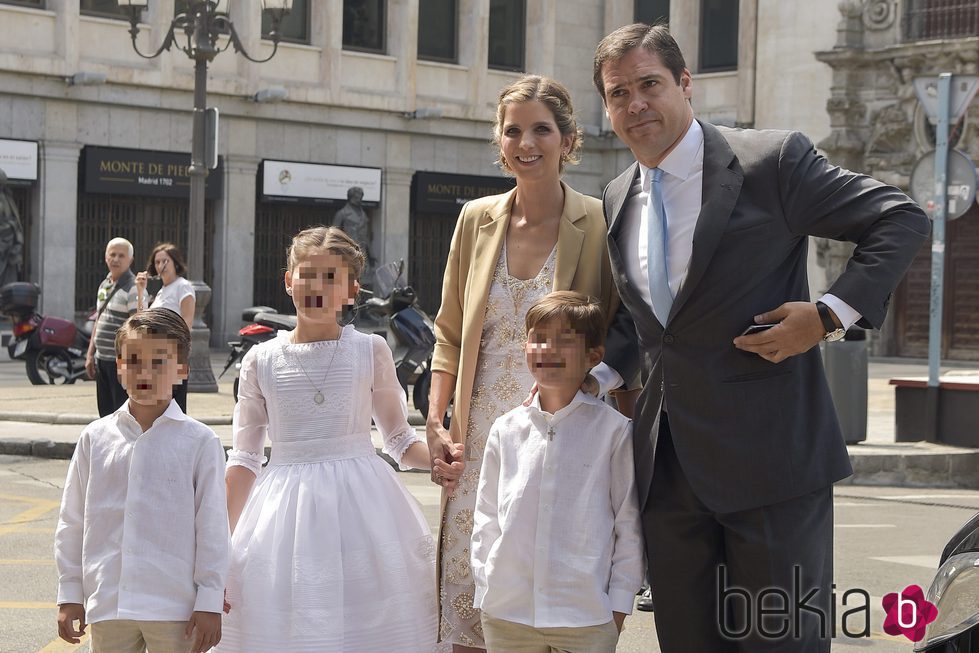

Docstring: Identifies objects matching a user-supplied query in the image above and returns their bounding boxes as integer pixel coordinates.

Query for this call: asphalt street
[2,455,977,652]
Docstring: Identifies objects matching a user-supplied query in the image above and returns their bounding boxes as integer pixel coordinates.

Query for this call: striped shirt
[93,270,138,361]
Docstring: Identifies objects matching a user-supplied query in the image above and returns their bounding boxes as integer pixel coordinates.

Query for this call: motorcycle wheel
[412,369,431,420]
[25,348,75,385]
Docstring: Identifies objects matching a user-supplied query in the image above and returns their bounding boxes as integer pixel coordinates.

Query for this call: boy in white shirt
[55,308,229,653]
[471,291,644,653]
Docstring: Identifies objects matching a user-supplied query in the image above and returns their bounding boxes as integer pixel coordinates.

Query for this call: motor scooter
[0,282,91,385]
[914,511,979,651]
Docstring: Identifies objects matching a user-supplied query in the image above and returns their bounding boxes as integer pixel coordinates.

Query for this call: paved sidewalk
[0,355,977,487]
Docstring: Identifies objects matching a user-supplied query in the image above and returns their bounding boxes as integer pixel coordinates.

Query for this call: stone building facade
[816,0,978,359]
[1,0,972,358]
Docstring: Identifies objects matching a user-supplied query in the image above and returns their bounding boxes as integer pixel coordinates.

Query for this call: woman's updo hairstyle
[492,74,583,174]
[286,226,365,280]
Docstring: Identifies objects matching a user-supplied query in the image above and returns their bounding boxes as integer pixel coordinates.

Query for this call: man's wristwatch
[815,301,846,342]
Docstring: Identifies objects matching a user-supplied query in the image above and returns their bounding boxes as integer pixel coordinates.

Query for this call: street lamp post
[117,0,292,392]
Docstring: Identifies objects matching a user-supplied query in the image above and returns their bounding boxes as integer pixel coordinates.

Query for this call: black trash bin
[821,329,868,444]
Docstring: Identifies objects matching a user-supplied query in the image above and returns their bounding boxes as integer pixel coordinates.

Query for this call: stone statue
[0,169,24,287]
[332,186,373,279]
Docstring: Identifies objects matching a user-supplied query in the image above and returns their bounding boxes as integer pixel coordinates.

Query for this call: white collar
[639,118,705,190]
[116,398,187,427]
[529,389,602,420]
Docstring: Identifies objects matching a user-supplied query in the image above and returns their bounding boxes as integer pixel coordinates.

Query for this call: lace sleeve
[370,334,422,470]
[227,347,268,474]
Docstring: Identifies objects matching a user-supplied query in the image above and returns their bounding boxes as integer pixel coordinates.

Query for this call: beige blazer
[432,181,619,449]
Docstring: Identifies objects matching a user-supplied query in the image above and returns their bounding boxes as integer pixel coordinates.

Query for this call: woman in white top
[135,242,196,411]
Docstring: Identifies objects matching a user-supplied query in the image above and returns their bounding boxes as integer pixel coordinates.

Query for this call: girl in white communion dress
[216,226,463,653]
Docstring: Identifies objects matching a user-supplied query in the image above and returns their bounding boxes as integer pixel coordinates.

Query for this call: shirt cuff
[817,294,862,331]
[608,588,637,615]
[225,449,265,475]
[57,581,84,606]
[591,362,624,397]
[194,587,225,614]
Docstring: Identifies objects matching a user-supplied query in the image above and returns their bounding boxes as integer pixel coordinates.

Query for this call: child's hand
[434,442,465,492]
[57,603,87,643]
[613,611,626,633]
[185,610,221,653]
[223,588,231,614]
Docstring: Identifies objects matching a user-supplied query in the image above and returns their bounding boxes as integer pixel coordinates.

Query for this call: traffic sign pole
[925,73,952,440]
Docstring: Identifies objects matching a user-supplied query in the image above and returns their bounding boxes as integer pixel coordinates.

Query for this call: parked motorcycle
[222,261,439,419]
[915,511,979,651]
[1,282,92,385]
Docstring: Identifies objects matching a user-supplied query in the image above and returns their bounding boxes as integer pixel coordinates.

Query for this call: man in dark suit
[594,24,929,652]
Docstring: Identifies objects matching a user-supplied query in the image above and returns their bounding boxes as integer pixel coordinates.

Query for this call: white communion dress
[216,325,438,653]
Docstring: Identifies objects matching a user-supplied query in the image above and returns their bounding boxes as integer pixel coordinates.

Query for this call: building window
[488,0,525,72]
[635,0,670,24]
[1,0,44,8]
[81,0,129,19]
[698,0,738,72]
[418,0,457,62]
[904,0,979,40]
[344,0,386,53]
[263,0,309,43]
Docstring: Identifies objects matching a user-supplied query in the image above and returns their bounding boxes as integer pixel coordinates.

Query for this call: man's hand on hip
[732,302,827,363]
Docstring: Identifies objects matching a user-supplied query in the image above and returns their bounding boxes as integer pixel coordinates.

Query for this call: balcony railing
[904,0,979,41]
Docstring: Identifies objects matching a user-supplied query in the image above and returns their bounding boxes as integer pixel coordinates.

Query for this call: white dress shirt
[471,391,644,628]
[55,400,229,623]
[616,118,862,329]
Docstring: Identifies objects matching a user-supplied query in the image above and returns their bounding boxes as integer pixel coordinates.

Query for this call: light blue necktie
[647,168,673,326]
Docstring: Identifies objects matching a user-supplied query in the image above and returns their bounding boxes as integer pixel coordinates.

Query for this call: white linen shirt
[54,400,229,623]
[617,118,862,329]
[471,391,644,628]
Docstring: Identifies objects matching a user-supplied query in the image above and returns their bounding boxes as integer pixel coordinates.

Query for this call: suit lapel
[606,163,639,237]
[553,182,585,291]
[669,121,743,320]
[469,189,513,321]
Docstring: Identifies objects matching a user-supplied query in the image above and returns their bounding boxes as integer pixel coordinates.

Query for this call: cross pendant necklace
[293,330,342,405]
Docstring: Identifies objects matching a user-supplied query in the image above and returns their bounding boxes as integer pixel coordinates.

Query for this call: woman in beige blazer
[426,74,622,651]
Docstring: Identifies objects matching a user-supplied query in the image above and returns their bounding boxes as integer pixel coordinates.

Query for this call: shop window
[698,0,738,72]
[635,0,670,24]
[344,0,386,53]
[1,0,44,8]
[81,0,128,19]
[418,0,457,63]
[904,0,979,40]
[263,0,309,43]
[488,0,525,72]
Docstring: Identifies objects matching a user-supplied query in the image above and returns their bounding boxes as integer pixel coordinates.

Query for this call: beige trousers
[481,613,620,653]
[90,619,192,653]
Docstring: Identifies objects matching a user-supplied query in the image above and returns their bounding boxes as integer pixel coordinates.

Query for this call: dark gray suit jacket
[603,121,930,514]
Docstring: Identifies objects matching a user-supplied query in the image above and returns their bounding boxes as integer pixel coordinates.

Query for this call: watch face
[823,329,846,342]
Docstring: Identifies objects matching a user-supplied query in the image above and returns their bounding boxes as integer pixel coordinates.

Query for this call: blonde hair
[286,225,365,278]
[525,291,606,349]
[493,75,583,174]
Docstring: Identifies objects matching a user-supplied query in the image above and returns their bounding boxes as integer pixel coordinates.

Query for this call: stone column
[210,154,259,347]
[381,167,413,274]
[38,141,82,319]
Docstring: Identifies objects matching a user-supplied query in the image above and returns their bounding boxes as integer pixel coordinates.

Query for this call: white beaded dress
[439,243,556,647]
[217,325,437,653]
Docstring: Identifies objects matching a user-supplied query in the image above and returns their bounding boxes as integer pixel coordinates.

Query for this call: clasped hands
[425,421,466,492]
[732,301,829,363]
